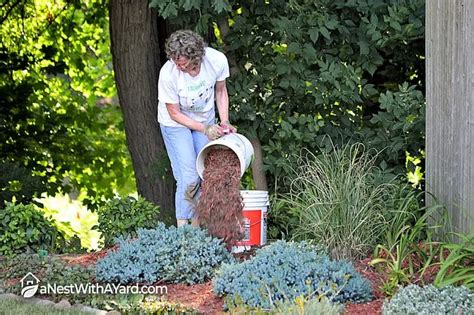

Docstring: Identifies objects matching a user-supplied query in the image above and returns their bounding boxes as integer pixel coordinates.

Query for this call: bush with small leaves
[227,295,343,315]
[214,240,372,309]
[96,223,234,285]
[383,284,474,315]
[0,202,65,256]
[94,196,161,247]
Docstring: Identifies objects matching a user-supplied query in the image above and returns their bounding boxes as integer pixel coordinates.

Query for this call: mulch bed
[57,248,389,314]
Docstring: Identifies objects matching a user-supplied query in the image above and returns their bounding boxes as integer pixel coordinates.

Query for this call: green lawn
[0,298,91,315]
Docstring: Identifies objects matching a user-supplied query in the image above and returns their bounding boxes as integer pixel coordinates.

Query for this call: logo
[20,272,40,298]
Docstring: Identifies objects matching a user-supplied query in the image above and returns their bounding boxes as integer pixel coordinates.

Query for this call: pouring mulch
[195,148,244,248]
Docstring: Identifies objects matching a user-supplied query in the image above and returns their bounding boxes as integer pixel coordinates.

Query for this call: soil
[59,249,388,315]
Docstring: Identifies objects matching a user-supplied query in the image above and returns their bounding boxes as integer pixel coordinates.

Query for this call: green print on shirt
[188,80,206,92]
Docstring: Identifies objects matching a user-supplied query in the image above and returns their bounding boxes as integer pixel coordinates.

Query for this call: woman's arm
[165,103,207,132]
[215,80,229,123]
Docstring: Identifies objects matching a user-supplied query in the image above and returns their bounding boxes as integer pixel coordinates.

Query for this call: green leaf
[370,14,379,26]
[213,0,230,13]
[319,27,331,40]
[161,2,178,18]
[183,0,201,11]
[309,28,319,43]
[358,41,369,55]
[287,42,301,54]
[390,20,402,31]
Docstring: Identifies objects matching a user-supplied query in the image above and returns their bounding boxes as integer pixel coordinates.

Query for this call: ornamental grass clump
[213,240,372,309]
[279,143,416,260]
[96,223,234,285]
[382,284,474,315]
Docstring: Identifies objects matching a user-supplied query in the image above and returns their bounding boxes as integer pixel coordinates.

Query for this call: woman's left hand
[220,120,237,134]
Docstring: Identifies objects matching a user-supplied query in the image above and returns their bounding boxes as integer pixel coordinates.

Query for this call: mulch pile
[195,148,244,248]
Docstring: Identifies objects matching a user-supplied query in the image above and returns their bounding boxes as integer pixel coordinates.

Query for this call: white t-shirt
[157,47,230,127]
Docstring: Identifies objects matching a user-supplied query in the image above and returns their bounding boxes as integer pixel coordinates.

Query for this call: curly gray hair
[165,30,206,63]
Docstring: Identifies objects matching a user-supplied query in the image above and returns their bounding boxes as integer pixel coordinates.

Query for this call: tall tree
[0,0,134,208]
[109,0,175,223]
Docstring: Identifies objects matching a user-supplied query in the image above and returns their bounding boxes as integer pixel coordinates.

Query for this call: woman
[157,30,236,227]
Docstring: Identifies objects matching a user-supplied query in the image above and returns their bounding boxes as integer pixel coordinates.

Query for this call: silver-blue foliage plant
[213,240,373,309]
[96,223,234,285]
[383,284,474,315]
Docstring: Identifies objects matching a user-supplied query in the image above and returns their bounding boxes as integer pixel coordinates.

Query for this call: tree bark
[250,136,268,190]
[109,0,175,224]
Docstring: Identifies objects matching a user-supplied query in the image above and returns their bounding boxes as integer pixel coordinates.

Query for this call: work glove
[220,120,237,134]
[204,124,222,140]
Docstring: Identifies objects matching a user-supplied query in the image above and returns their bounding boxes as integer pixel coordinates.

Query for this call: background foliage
[0,0,134,209]
[151,0,425,192]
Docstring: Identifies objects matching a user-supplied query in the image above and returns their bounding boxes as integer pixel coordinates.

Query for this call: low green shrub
[274,296,343,315]
[94,196,161,247]
[96,223,234,285]
[383,284,474,315]
[0,202,65,256]
[1,253,95,304]
[213,240,372,309]
[227,295,343,315]
[1,253,65,282]
[99,295,199,314]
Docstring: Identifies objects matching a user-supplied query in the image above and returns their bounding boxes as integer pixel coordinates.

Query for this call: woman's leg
[190,130,210,226]
[160,125,202,222]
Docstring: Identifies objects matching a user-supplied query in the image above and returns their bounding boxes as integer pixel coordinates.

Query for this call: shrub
[94,196,161,247]
[213,241,372,309]
[1,253,95,304]
[274,296,343,315]
[383,284,474,315]
[96,223,234,285]
[0,202,65,256]
[278,143,412,260]
[227,295,343,315]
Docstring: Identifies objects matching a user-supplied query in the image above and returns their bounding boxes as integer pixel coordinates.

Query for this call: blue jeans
[160,125,210,219]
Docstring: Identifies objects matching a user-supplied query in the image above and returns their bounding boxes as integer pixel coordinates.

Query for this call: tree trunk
[109,0,175,224]
[250,136,268,191]
[426,0,474,235]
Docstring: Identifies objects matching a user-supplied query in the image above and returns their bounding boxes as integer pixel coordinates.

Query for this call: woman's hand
[204,124,225,140]
[220,120,237,134]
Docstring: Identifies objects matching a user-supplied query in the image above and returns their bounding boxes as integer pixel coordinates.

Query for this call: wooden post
[426,0,474,234]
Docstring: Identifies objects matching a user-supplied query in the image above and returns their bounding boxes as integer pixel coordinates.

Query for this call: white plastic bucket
[196,133,254,179]
[232,190,269,253]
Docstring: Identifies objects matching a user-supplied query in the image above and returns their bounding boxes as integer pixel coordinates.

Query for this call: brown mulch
[58,245,118,267]
[164,282,224,315]
[344,257,387,315]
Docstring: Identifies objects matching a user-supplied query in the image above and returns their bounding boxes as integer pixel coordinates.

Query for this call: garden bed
[55,249,387,314]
